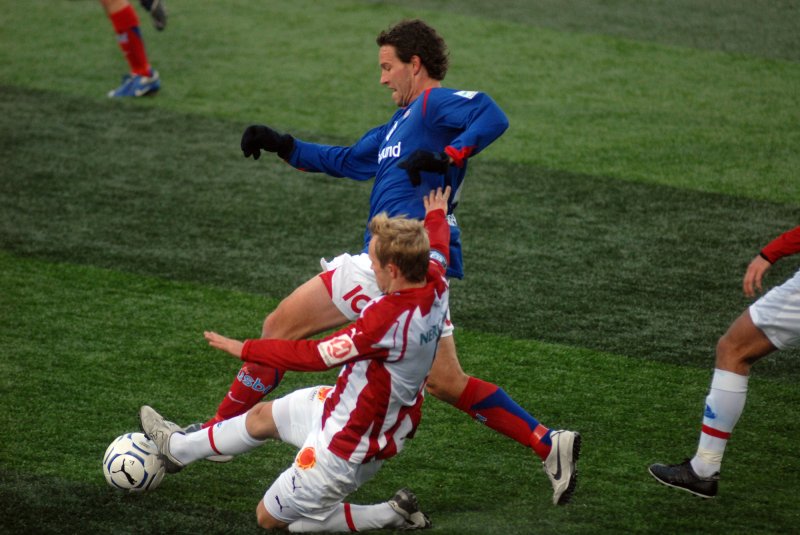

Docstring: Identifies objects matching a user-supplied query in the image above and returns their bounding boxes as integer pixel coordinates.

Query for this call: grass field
[1,1,799,533]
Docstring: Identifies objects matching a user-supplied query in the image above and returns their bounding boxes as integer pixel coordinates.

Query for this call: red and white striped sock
[170,413,266,465]
[691,368,748,477]
[287,503,403,532]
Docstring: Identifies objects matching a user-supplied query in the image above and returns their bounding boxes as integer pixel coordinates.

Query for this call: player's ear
[410,55,423,75]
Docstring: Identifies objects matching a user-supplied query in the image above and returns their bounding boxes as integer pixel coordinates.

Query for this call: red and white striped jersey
[239,209,450,464]
[316,268,448,462]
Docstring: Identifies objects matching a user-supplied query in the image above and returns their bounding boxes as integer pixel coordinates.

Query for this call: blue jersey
[286,87,509,278]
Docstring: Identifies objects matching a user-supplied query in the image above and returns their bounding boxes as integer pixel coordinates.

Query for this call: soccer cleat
[648,459,719,498]
[388,488,431,530]
[183,422,234,463]
[107,70,160,98]
[542,430,581,505]
[139,0,167,31]
[139,405,185,473]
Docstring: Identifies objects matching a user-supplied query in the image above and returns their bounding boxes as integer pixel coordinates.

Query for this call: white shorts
[749,267,800,350]
[319,252,454,337]
[263,386,383,524]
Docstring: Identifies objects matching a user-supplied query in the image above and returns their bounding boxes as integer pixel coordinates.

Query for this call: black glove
[241,125,295,160]
[397,150,450,186]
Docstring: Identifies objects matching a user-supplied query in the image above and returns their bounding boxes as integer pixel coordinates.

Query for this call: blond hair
[369,213,430,283]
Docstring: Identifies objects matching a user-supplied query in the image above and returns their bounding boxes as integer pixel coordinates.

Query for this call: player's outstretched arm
[204,331,245,358]
[742,255,772,298]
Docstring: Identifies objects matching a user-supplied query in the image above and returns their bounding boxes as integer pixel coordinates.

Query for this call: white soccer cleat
[139,405,185,473]
[388,488,431,530]
[542,430,581,505]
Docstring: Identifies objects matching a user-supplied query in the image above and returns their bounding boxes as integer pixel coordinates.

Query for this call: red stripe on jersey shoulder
[422,88,433,117]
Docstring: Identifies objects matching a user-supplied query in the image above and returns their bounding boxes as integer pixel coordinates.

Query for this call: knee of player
[261,311,289,339]
[256,502,285,530]
[262,309,301,339]
[246,402,278,440]
[715,333,744,367]
[260,313,274,339]
[425,375,465,404]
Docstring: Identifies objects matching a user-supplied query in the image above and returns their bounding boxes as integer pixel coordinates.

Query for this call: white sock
[691,368,748,477]
[169,414,266,465]
[287,503,404,533]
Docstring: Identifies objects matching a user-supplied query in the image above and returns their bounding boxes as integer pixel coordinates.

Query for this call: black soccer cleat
[139,0,167,31]
[388,488,431,530]
[648,459,719,498]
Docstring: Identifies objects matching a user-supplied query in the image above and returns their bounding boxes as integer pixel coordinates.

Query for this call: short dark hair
[376,19,449,80]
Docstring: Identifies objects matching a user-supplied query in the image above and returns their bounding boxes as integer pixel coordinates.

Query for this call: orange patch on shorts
[317,386,333,401]
[296,447,316,470]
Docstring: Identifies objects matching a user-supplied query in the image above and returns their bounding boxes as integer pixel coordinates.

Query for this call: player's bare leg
[244,401,280,440]
[425,335,468,404]
[715,309,775,375]
[428,335,556,455]
[262,275,349,339]
[428,335,580,504]
[204,276,347,429]
[256,500,288,531]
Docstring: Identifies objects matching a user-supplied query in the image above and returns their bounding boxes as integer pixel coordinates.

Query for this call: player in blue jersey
[201,19,581,505]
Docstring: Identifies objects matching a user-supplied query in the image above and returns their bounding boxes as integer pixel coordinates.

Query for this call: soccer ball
[102,432,165,493]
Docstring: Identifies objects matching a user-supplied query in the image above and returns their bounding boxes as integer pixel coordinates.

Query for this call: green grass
[2,1,799,533]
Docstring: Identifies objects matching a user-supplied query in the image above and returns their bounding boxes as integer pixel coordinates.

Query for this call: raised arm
[423,186,452,268]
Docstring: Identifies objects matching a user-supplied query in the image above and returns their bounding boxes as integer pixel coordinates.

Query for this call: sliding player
[142,188,450,531]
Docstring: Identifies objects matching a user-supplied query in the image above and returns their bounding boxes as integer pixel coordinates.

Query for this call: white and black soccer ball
[102,432,165,493]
